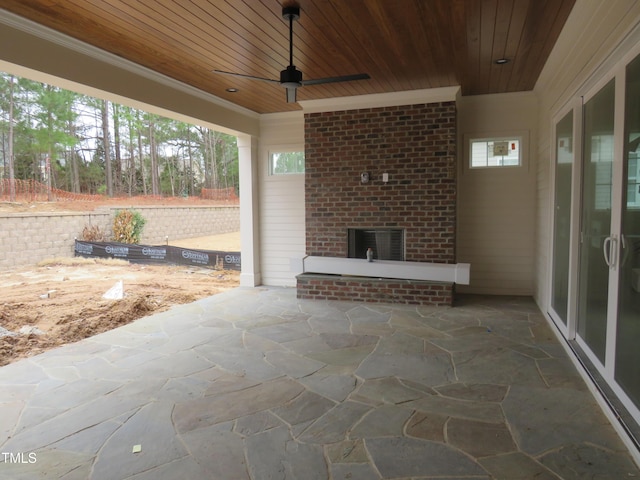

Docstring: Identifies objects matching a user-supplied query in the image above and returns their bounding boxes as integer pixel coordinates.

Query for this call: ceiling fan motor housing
[280,65,302,87]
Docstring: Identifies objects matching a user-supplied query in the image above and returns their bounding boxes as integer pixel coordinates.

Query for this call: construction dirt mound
[0,257,239,366]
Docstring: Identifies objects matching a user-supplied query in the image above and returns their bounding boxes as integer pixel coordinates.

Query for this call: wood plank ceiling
[0,0,576,114]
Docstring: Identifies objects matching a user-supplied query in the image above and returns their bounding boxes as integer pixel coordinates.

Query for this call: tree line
[0,72,239,200]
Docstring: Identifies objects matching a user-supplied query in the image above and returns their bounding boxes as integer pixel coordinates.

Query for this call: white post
[237,134,261,286]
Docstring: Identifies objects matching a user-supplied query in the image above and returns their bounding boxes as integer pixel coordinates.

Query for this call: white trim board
[293,256,470,284]
[299,86,461,113]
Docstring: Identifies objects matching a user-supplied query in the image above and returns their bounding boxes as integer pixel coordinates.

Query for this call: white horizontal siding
[259,175,305,286]
[533,0,640,307]
[258,112,306,286]
[457,93,538,295]
[456,168,536,295]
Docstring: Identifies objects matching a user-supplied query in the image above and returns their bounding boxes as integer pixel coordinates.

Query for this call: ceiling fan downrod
[280,5,303,91]
[282,5,300,69]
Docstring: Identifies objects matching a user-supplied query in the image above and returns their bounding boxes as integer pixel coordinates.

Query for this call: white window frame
[462,131,529,175]
[267,149,305,176]
[469,136,522,169]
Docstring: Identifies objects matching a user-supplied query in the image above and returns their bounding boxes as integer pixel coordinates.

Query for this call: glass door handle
[603,236,611,267]
[603,235,617,269]
[620,234,630,267]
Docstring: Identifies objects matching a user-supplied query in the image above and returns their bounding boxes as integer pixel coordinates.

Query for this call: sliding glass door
[614,54,640,408]
[551,111,574,325]
[550,50,640,424]
[577,79,615,364]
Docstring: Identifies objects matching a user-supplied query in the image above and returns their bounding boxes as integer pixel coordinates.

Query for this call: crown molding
[298,86,460,113]
[260,110,304,125]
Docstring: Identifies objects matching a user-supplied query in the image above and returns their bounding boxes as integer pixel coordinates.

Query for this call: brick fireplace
[297,100,457,305]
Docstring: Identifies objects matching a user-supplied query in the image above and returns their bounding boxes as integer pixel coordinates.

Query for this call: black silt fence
[74,240,241,271]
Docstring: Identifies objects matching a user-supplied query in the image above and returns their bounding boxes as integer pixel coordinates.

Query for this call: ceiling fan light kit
[213,3,369,103]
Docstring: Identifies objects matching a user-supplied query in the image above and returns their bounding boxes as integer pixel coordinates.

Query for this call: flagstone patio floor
[1,286,639,479]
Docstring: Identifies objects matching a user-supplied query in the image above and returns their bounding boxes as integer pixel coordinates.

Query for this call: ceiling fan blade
[286,86,297,103]
[212,69,280,84]
[302,73,370,86]
[214,6,371,104]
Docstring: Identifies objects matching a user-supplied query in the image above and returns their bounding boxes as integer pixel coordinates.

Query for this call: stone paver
[0,287,638,479]
[366,437,486,477]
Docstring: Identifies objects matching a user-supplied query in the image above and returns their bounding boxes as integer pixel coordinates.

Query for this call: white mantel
[292,256,470,285]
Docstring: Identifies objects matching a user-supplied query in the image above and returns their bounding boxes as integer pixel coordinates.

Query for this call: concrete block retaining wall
[125,206,240,245]
[0,206,239,269]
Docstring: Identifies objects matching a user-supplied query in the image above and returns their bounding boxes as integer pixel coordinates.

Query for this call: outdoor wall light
[360,172,370,184]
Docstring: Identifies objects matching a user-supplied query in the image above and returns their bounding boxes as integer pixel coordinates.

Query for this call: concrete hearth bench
[292,256,470,306]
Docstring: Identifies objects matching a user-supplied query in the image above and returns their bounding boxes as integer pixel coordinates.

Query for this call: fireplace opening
[348,228,404,261]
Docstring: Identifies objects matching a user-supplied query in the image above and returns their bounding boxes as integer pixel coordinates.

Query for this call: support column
[237,134,261,287]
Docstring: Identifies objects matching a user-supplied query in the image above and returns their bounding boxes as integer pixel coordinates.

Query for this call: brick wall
[300,101,457,306]
[0,206,239,269]
[304,101,457,262]
[297,273,454,306]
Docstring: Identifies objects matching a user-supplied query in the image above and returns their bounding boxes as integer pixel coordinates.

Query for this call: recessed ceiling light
[226,88,239,93]
[495,58,510,65]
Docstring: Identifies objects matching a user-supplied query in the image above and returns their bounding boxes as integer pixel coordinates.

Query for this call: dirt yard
[0,233,241,366]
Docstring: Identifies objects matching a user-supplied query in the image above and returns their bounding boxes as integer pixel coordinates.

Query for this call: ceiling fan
[212,3,370,103]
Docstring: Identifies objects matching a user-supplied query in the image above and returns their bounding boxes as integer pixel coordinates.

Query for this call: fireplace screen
[348,229,404,261]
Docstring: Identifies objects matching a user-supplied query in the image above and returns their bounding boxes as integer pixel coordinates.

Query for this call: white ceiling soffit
[299,86,461,113]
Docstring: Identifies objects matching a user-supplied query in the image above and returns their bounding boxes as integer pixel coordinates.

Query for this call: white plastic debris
[19,326,45,336]
[0,327,18,338]
[132,444,142,454]
[102,280,124,300]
